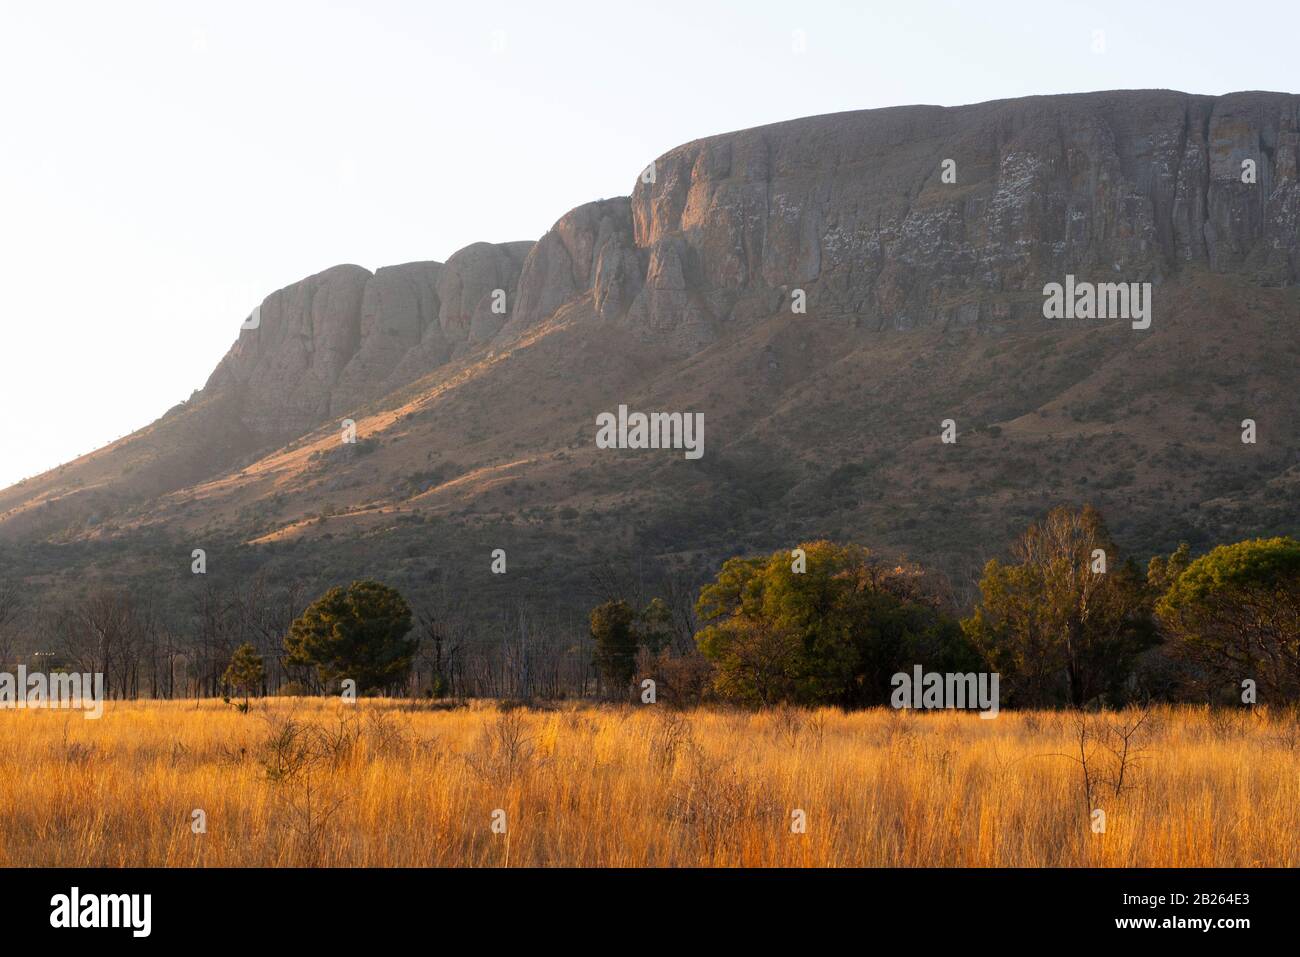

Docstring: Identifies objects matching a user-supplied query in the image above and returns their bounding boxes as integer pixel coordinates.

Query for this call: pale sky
[1,0,1295,490]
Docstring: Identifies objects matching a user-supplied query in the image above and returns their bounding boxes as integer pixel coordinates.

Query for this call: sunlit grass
[1,699,1296,866]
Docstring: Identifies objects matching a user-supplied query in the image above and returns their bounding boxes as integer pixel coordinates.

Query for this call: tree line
[592,506,1300,708]
[1,504,1296,708]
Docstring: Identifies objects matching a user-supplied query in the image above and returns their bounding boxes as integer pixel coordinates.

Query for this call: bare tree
[66,589,140,699]
[414,604,462,697]
[587,563,634,607]
[234,575,314,693]
[659,566,701,654]
[0,581,23,665]
[193,582,239,697]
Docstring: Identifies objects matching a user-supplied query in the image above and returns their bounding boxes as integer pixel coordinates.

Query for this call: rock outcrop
[205,242,534,439]
[205,263,371,438]
[509,198,644,332]
[436,240,534,349]
[199,92,1300,447]
[329,261,446,417]
[628,90,1300,334]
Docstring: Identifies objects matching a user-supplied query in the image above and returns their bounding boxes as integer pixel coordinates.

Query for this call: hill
[3,89,1297,623]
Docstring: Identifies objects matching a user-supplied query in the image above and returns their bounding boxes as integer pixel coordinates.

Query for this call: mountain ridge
[3,88,1297,617]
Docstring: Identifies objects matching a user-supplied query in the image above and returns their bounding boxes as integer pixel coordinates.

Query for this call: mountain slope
[3,89,1298,616]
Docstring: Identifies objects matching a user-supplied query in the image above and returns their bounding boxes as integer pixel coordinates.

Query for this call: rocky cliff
[203,241,534,440]
[621,90,1299,337]
[195,89,1299,443]
[2,90,1297,612]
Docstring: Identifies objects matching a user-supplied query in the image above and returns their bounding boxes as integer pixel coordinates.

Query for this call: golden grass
[1,699,1296,867]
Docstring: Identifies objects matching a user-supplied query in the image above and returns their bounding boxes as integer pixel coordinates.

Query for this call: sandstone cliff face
[205,242,534,439]
[436,240,534,348]
[205,263,371,438]
[330,261,445,417]
[509,198,643,331]
[626,90,1300,337]
[202,91,1300,448]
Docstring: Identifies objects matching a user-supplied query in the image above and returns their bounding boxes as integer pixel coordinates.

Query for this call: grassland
[1,699,1297,867]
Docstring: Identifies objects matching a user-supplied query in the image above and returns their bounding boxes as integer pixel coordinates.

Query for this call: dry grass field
[2,699,1297,867]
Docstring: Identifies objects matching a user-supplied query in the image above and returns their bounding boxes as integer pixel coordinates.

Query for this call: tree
[1146,542,1191,597]
[699,615,803,705]
[637,598,675,654]
[658,567,702,654]
[284,580,417,695]
[235,575,313,694]
[1155,536,1300,701]
[67,588,149,700]
[0,581,22,666]
[962,505,1154,707]
[222,642,265,709]
[414,606,461,698]
[589,596,684,695]
[192,582,238,698]
[1128,543,1196,701]
[590,600,639,693]
[694,541,973,707]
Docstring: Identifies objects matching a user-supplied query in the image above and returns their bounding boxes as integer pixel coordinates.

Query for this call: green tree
[1127,542,1196,701]
[222,642,265,709]
[591,599,639,693]
[637,597,674,654]
[962,505,1153,707]
[1155,536,1300,701]
[694,541,972,707]
[285,580,417,694]
[1146,542,1191,597]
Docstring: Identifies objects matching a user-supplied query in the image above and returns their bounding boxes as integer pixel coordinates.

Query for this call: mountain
[3,89,1298,620]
